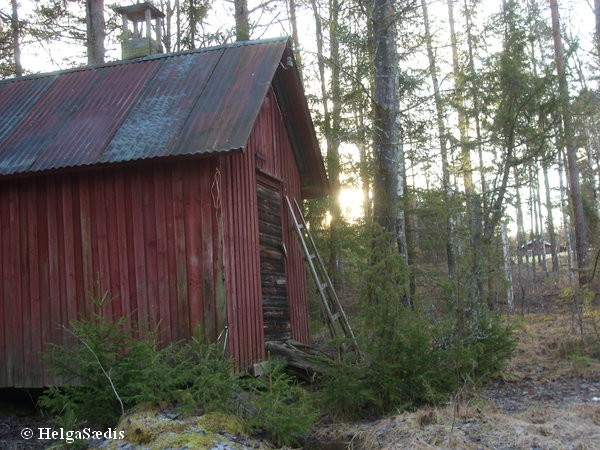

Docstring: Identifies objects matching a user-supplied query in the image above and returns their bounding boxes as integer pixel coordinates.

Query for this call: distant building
[519,239,552,257]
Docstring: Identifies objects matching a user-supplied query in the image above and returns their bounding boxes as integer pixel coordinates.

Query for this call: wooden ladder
[285,196,362,360]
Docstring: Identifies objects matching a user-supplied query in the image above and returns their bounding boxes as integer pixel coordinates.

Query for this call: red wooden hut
[0,37,328,388]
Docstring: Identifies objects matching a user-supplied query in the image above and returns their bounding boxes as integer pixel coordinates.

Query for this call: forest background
[4,0,600,307]
[1,0,600,444]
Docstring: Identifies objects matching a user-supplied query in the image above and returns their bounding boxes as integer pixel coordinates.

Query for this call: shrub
[242,360,318,447]
[40,296,238,430]
[319,224,515,421]
[40,295,315,448]
[319,359,377,420]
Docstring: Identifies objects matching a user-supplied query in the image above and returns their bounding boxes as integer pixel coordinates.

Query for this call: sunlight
[339,188,365,223]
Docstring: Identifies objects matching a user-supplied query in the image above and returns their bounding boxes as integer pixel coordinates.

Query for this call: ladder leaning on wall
[285,196,362,360]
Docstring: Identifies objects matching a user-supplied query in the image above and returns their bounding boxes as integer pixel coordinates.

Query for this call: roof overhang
[272,42,329,198]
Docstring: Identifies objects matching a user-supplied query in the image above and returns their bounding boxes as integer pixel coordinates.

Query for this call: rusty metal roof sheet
[0,37,328,195]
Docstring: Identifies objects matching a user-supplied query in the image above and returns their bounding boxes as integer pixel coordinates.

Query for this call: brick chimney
[115,2,165,60]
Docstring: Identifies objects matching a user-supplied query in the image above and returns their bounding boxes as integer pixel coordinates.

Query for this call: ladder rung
[320,282,328,291]
[331,312,341,322]
[308,253,316,260]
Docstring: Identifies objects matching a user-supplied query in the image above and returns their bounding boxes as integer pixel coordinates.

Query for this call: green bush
[40,297,238,430]
[319,359,376,420]
[242,360,317,447]
[175,339,239,415]
[320,312,455,420]
[320,224,515,421]
[452,314,516,384]
[40,296,316,447]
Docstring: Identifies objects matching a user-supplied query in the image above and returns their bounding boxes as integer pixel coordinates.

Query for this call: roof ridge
[0,36,290,86]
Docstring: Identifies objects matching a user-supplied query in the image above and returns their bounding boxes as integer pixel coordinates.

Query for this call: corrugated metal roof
[0,37,326,195]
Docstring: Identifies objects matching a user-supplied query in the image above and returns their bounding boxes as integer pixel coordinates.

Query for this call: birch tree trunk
[550,0,589,287]
[502,222,514,311]
[288,0,302,75]
[558,144,575,285]
[371,0,410,306]
[543,162,559,273]
[421,0,456,276]
[513,167,526,311]
[595,0,600,66]
[310,0,344,289]
[448,0,485,310]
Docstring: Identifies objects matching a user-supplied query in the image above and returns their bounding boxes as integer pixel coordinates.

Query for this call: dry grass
[311,310,600,449]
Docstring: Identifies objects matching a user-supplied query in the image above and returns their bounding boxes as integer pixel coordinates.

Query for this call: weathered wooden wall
[247,88,310,344]
[0,159,223,387]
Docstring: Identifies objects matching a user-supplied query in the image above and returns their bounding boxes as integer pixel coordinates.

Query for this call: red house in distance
[0,36,328,387]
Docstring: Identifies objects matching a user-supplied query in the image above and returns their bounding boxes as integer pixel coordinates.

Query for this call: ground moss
[149,430,217,449]
[198,411,245,435]
[114,408,249,449]
[117,407,190,445]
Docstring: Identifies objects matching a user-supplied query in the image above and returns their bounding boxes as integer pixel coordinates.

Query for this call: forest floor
[312,310,600,449]
[1,307,599,449]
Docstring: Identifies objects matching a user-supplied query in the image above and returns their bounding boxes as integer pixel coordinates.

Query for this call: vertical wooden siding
[246,88,311,344]
[219,145,264,369]
[0,159,221,387]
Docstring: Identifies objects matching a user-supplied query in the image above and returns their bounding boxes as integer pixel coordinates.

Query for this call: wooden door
[257,182,291,342]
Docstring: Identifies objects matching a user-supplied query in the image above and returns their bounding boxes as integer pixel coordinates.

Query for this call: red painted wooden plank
[199,164,215,342]
[122,173,138,326]
[140,170,159,331]
[18,186,31,387]
[60,180,78,333]
[234,159,245,366]
[45,180,63,357]
[113,172,131,323]
[56,178,73,352]
[36,178,52,383]
[240,159,250,366]
[92,173,112,316]
[184,166,203,339]
[171,166,189,339]
[212,160,228,342]
[103,172,123,320]
[20,185,34,387]
[26,183,43,386]
[130,170,148,330]
[9,184,23,385]
[68,177,85,329]
[0,185,11,385]
[220,155,238,365]
[237,154,249,367]
[247,147,263,365]
[78,176,94,318]
[245,153,258,365]
[163,166,179,341]
[152,166,171,344]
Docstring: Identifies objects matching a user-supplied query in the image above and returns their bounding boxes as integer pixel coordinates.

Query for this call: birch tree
[309,0,345,288]
[421,0,456,276]
[371,0,410,305]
